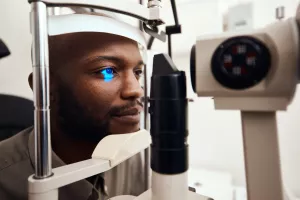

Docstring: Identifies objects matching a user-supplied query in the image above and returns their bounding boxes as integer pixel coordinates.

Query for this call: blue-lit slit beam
[101,68,114,82]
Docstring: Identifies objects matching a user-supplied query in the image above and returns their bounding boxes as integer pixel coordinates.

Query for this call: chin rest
[92,129,151,168]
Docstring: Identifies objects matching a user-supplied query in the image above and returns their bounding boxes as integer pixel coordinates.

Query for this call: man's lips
[114,106,143,117]
[112,106,143,124]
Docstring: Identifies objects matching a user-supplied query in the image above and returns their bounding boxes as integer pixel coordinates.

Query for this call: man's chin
[108,120,141,135]
[106,114,141,134]
[110,127,141,134]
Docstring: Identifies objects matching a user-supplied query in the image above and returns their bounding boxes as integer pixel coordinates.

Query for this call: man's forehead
[50,32,138,47]
[49,32,141,59]
[49,32,143,68]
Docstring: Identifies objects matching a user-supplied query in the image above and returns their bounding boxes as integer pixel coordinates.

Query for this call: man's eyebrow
[136,60,145,67]
[84,56,123,64]
[84,56,145,67]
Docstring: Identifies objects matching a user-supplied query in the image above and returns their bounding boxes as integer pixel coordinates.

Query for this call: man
[0,13,146,200]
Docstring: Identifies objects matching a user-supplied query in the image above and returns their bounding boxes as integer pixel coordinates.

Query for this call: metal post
[143,64,151,190]
[168,34,172,58]
[241,111,283,200]
[139,0,144,31]
[139,0,151,190]
[144,0,163,191]
[30,1,52,179]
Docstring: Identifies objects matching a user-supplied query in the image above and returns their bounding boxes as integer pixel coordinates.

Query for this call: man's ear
[28,73,33,90]
[28,72,56,102]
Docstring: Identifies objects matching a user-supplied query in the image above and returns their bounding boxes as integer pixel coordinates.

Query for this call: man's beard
[56,85,110,144]
[55,82,143,144]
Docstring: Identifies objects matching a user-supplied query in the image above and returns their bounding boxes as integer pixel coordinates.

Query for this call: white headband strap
[48,14,146,48]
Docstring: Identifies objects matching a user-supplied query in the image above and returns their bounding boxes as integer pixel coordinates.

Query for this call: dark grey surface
[0,94,33,141]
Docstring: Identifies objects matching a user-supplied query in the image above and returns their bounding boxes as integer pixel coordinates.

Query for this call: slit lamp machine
[27,0,300,200]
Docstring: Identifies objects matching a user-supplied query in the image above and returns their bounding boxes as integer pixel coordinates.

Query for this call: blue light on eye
[101,68,114,82]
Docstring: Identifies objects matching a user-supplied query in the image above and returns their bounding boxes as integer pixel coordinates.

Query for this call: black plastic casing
[190,45,196,93]
[0,39,10,59]
[149,54,189,175]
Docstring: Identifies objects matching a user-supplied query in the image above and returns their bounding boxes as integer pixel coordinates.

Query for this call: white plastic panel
[92,129,151,168]
[48,14,147,48]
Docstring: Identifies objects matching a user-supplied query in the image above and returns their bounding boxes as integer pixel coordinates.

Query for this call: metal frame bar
[30,1,52,179]
[29,0,163,24]
[143,55,150,190]
[139,0,151,191]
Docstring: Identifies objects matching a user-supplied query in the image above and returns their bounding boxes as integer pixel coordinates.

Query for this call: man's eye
[99,67,116,81]
[135,69,144,77]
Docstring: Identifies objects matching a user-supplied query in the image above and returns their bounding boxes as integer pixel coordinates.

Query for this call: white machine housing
[194,18,299,111]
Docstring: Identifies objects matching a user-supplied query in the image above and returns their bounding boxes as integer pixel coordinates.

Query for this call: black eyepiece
[190,45,196,93]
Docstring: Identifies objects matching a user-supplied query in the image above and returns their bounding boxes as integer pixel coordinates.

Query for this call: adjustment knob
[211,36,271,90]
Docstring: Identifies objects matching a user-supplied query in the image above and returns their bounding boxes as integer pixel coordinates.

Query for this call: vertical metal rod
[30,1,52,179]
[170,0,179,25]
[141,0,151,190]
[139,0,144,31]
[143,66,151,190]
[168,34,172,58]
[147,36,155,50]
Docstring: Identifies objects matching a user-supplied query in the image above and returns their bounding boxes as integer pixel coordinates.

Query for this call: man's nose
[121,72,143,100]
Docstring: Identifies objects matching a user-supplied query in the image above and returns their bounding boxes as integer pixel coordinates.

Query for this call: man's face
[50,32,144,143]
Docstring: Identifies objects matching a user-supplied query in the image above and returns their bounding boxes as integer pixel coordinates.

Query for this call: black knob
[211,36,271,90]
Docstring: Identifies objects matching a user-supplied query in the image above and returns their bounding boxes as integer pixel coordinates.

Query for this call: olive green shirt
[0,127,146,200]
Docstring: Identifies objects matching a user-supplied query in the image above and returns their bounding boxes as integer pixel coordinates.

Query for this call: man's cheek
[83,82,117,105]
[88,103,111,120]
